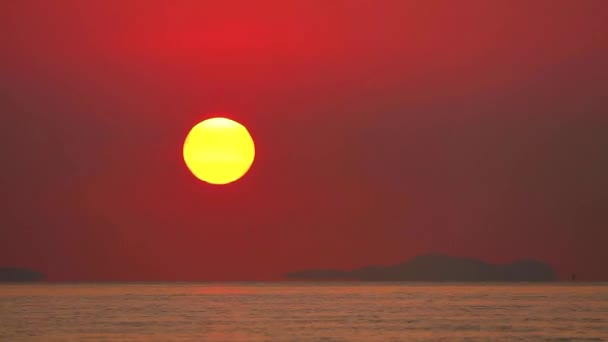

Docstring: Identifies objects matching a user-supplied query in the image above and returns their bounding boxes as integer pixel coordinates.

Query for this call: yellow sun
[183,117,255,185]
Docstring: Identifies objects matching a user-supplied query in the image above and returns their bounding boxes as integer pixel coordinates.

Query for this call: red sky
[1,1,607,281]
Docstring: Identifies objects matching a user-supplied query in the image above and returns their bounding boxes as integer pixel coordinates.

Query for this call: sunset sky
[1,1,607,281]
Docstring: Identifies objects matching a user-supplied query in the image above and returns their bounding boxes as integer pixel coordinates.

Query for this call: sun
[183,117,255,185]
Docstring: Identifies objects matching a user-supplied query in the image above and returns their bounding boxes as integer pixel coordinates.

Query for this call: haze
[1,1,607,281]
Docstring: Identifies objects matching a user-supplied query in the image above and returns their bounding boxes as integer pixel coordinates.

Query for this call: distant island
[286,254,557,282]
[0,268,45,282]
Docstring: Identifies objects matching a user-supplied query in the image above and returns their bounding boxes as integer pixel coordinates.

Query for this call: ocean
[1,283,607,341]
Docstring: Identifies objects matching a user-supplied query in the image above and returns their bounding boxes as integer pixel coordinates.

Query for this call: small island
[286,254,557,282]
[0,268,45,282]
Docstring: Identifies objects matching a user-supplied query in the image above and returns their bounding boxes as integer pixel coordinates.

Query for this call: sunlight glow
[183,117,255,185]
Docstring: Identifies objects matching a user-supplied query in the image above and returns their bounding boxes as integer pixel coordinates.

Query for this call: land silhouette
[0,268,45,282]
[286,254,557,282]
[0,256,557,282]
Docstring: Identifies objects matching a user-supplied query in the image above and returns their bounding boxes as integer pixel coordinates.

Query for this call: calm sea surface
[1,283,607,341]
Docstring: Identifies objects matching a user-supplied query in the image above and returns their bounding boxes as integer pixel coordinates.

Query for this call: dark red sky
[1,1,607,281]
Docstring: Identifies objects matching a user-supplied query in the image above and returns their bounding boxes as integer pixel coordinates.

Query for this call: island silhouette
[0,268,45,282]
[286,254,557,282]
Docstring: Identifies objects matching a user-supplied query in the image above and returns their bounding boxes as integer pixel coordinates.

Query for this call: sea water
[1,283,607,341]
